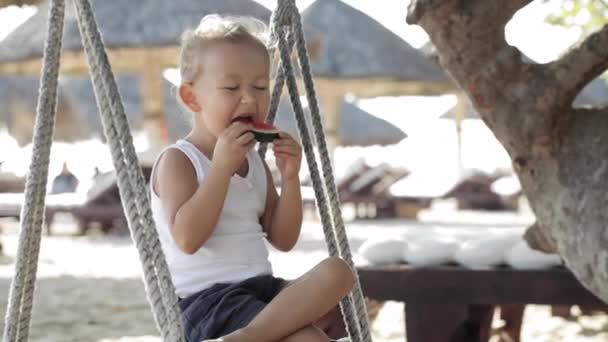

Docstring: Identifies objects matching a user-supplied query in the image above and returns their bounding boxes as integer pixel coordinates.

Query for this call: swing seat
[3,1,370,341]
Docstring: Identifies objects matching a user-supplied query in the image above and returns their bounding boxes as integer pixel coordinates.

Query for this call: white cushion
[454,233,521,269]
[403,236,459,266]
[505,240,562,269]
[358,238,406,265]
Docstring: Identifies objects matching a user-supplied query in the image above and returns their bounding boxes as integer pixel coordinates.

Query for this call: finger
[278,131,293,140]
[273,138,300,148]
[227,122,252,138]
[273,145,300,155]
[244,140,256,151]
[236,132,255,145]
[275,134,298,144]
[273,152,299,160]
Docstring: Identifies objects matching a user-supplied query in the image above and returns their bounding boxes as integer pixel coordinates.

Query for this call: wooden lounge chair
[357,264,608,342]
[0,166,152,235]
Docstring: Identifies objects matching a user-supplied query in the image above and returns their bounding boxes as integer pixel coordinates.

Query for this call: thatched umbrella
[441,76,608,121]
[273,99,406,147]
[0,1,39,7]
[573,76,608,107]
[0,76,90,145]
[0,74,144,144]
[161,78,407,147]
[0,0,271,162]
[299,0,453,154]
[163,79,191,142]
[60,73,143,140]
[439,76,608,172]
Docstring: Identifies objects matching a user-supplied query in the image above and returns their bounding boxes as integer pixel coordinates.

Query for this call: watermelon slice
[250,122,279,142]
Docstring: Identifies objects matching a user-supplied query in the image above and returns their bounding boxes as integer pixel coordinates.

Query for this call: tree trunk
[407,0,608,301]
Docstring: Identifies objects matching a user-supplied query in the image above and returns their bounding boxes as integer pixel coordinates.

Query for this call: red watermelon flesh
[250,122,279,142]
[251,122,277,130]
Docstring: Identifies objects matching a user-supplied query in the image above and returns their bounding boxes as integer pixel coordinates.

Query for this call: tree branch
[524,222,557,253]
[547,24,608,106]
[407,0,532,25]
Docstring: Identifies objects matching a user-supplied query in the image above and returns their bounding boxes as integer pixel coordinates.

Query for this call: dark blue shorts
[178,274,287,341]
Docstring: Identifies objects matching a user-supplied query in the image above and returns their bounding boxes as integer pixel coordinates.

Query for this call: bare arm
[261,163,303,252]
[155,122,256,254]
[155,149,231,254]
[261,132,303,252]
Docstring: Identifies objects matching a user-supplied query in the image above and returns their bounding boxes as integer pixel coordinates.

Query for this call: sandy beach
[0,209,607,342]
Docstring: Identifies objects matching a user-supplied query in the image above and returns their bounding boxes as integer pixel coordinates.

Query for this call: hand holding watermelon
[272,132,302,182]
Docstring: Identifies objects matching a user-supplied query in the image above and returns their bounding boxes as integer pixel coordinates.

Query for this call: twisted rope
[266,1,372,341]
[258,11,295,158]
[290,9,372,342]
[73,0,184,340]
[3,1,370,341]
[2,1,65,341]
[274,30,361,342]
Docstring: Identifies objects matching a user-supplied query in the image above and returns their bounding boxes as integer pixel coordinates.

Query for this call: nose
[241,89,256,104]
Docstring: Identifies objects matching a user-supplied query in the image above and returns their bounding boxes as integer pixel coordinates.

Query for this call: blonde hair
[179,14,271,85]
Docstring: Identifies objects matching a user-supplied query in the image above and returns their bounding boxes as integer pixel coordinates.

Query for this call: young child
[151,15,354,342]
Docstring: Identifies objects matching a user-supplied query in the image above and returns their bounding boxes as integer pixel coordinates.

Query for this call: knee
[319,256,354,294]
[281,326,330,342]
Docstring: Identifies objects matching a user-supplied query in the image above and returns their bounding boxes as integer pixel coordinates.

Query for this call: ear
[178,83,202,112]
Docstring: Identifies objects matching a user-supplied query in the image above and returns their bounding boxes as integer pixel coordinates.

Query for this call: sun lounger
[0,166,152,235]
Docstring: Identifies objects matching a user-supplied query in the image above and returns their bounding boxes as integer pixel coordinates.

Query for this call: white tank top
[150,139,273,298]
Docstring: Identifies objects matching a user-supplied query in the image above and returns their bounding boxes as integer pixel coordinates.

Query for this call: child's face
[188,41,270,138]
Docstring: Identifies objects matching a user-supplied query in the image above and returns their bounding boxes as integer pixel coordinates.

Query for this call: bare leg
[280,325,330,342]
[205,256,354,342]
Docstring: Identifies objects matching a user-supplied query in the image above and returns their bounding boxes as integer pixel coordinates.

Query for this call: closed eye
[222,86,239,91]
[254,86,268,91]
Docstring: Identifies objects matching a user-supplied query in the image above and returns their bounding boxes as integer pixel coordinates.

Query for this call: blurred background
[0,1,606,341]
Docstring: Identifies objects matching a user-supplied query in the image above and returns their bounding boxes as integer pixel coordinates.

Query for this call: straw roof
[0,0,271,73]
[0,75,92,145]
[0,73,147,144]
[0,1,40,7]
[440,76,608,120]
[163,80,191,142]
[59,73,143,138]
[273,99,407,147]
[300,0,453,96]
[160,79,406,147]
[574,77,608,107]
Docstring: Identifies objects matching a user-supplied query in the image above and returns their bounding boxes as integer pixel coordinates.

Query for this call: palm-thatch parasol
[439,76,607,172]
[0,75,92,144]
[573,76,608,107]
[0,74,144,145]
[162,78,407,147]
[273,98,406,147]
[0,0,271,162]
[0,1,40,7]
[60,73,143,140]
[298,0,453,153]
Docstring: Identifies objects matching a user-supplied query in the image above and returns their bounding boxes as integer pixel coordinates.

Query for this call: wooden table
[357,265,608,342]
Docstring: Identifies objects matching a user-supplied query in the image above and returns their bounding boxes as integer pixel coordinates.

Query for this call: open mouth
[232,115,255,124]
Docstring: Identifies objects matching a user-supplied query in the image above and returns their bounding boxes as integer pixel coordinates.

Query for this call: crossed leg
[205,256,354,342]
